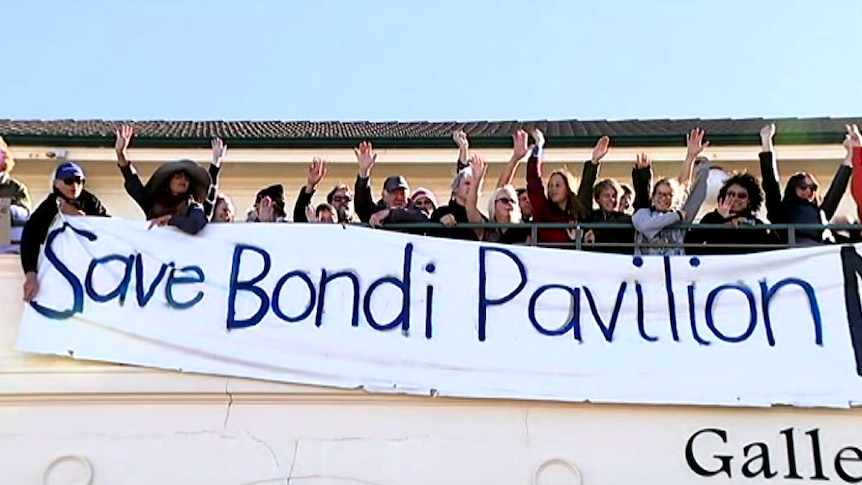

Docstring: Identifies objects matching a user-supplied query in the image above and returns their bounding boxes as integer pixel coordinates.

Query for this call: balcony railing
[350,221,862,251]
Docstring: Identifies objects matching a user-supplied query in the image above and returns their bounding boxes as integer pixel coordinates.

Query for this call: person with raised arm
[497,130,536,222]
[21,162,110,302]
[631,128,711,256]
[464,155,528,244]
[453,130,470,173]
[759,123,852,245]
[525,129,606,247]
[293,157,328,223]
[114,125,211,234]
[205,137,229,221]
[428,156,487,241]
[352,141,429,233]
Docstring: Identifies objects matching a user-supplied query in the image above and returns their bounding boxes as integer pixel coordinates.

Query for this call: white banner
[15,216,862,407]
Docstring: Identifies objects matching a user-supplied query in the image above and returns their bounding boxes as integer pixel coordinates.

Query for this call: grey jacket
[632,161,711,256]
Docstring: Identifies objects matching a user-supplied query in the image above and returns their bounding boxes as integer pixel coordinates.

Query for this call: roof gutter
[0,132,848,150]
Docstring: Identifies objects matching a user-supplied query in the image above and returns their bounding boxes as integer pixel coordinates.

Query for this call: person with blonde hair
[464,156,529,244]
[632,128,711,256]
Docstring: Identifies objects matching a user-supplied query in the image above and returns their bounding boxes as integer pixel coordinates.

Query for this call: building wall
[1,253,861,484]
[8,145,859,221]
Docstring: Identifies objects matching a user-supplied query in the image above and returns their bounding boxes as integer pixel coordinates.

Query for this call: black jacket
[685,210,781,255]
[760,151,851,243]
[21,190,110,274]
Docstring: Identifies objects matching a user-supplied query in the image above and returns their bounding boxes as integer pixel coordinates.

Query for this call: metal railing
[351,221,862,252]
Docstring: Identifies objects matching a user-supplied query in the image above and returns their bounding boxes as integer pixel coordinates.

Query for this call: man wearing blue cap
[20,162,110,301]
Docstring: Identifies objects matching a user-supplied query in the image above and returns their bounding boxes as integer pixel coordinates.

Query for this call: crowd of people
[3,123,861,301]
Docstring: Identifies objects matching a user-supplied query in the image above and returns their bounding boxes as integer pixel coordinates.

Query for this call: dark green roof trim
[1,117,859,149]
[0,133,845,150]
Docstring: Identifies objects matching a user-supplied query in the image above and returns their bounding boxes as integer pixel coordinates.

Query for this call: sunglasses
[798,183,819,191]
[496,197,516,204]
[62,177,84,186]
[725,190,748,199]
[332,196,352,203]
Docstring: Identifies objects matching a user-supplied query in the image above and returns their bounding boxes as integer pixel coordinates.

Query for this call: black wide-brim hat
[144,159,211,202]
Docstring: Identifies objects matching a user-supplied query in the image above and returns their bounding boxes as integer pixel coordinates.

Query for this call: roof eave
[0,132,845,149]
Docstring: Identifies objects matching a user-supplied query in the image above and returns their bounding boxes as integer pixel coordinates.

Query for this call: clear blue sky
[2,0,861,122]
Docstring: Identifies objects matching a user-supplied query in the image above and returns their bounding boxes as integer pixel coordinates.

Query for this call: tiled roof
[1,117,860,148]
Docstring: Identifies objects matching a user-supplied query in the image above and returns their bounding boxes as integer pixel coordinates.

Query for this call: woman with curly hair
[685,172,781,254]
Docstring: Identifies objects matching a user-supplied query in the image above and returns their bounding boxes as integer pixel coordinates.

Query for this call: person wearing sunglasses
[759,124,853,246]
[685,172,780,254]
[20,162,110,302]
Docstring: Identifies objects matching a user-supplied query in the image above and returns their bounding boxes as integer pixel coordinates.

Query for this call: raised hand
[258,196,276,222]
[307,157,327,187]
[847,124,862,146]
[354,141,377,177]
[453,130,469,149]
[211,137,227,167]
[686,128,709,159]
[635,152,652,168]
[759,124,775,153]
[469,154,488,181]
[115,125,134,165]
[592,136,611,163]
[531,129,545,151]
[760,124,776,142]
[305,204,318,222]
[512,130,531,160]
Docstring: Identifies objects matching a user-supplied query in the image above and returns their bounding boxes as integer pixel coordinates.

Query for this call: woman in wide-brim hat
[114,125,211,235]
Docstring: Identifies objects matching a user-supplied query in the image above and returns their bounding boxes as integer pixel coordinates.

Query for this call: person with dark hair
[759,123,852,245]
[516,188,533,222]
[114,125,210,235]
[21,162,110,302]
[526,129,606,247]
[305,202,338,223]
[618,183,634,214]
[685,172,780,254]
[212,193,235,222]
[248,184,287,222]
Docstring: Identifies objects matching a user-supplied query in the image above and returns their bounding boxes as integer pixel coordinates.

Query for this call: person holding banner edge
[20,162,110,302]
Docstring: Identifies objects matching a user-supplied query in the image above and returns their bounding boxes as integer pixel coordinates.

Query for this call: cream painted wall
[1,254,862,484]
[7,145,859,222]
